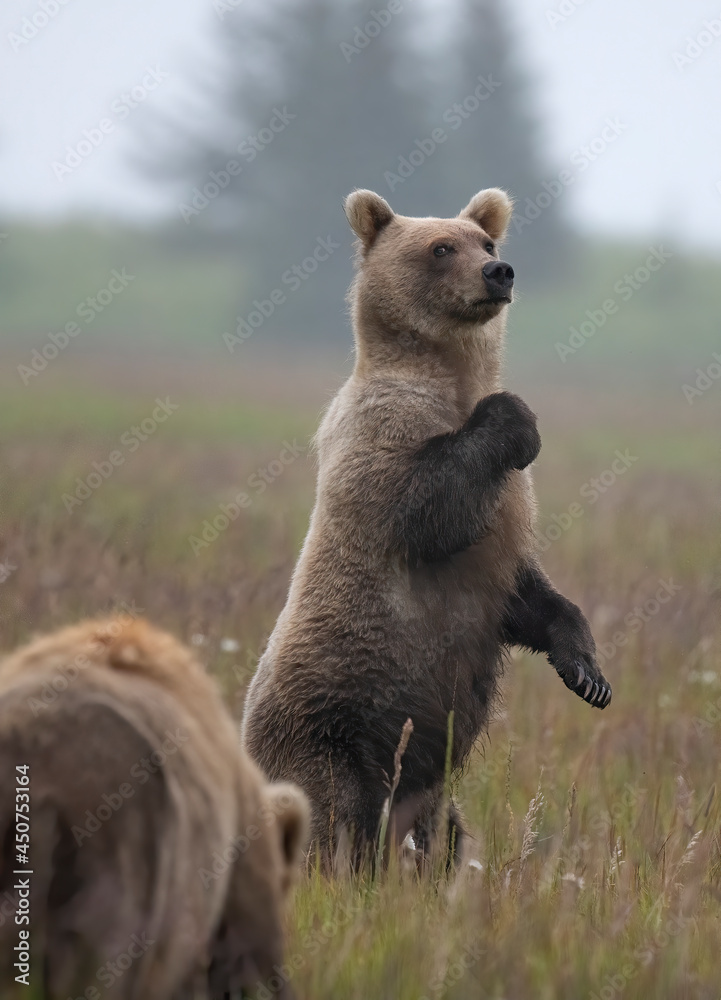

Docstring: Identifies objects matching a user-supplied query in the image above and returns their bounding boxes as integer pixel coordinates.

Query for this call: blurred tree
[140,0,571,344]
[408,0,572,281]
[140,0,430,342]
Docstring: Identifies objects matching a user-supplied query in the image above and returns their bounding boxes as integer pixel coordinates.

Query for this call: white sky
[0,0,719,250]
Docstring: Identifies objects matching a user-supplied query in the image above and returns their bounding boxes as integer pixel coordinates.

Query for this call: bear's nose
[482,260,515,295]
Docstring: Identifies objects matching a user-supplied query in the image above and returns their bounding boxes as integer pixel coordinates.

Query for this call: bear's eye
[433,244,453,257]
[485,242,495,254]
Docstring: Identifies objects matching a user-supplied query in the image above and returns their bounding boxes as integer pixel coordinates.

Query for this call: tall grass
[0,363,719,999]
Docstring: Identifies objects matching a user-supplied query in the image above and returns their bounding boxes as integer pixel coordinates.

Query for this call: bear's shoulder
[318,374,455,454]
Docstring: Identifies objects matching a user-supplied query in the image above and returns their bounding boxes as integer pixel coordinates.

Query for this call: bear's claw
[571,658,611,709]
[553,657,612,710]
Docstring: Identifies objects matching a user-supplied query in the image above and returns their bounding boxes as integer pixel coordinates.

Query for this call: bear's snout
[482,259,514,299]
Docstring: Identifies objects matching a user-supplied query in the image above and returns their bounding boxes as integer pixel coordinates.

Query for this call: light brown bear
[0,616,308,1000]
[242,188,611,866]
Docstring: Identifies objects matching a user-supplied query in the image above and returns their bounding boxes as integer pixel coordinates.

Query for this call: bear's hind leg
[308,764,387,875]
[412,792,466,872]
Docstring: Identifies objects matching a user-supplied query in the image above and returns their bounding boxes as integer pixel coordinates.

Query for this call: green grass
[0,385,316,443]
[2,222,720,380]
[0,223,244,348]
[0,361,719,998]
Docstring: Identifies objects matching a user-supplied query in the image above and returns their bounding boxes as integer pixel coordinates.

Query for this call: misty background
[0,0,719,385]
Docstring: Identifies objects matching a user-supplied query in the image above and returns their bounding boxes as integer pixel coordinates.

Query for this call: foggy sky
[1,0,719,251]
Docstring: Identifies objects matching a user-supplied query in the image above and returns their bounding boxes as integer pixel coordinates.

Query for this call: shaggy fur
[242,188,611,866]
[0,616,308,1000]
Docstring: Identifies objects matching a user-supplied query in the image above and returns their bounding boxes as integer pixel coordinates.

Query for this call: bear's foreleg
[399,391,541,564]
[501,559,612,708]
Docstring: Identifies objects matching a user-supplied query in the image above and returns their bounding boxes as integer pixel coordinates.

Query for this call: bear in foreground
[0,616,308,1000]
[242,188,611,866]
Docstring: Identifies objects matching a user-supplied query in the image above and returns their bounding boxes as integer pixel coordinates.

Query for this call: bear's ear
[265,783,310,893]
[344,189,395,250]
[458,188,514,242]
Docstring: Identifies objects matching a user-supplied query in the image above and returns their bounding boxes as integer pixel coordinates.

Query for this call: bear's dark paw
[552,655,612,709]
[467,391,541,471]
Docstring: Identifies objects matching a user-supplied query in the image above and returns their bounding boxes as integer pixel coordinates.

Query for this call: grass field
[1,353,719,999]
[2,223,721,382]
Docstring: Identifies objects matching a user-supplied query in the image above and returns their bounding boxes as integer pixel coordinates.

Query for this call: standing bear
[242,188,612,865]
